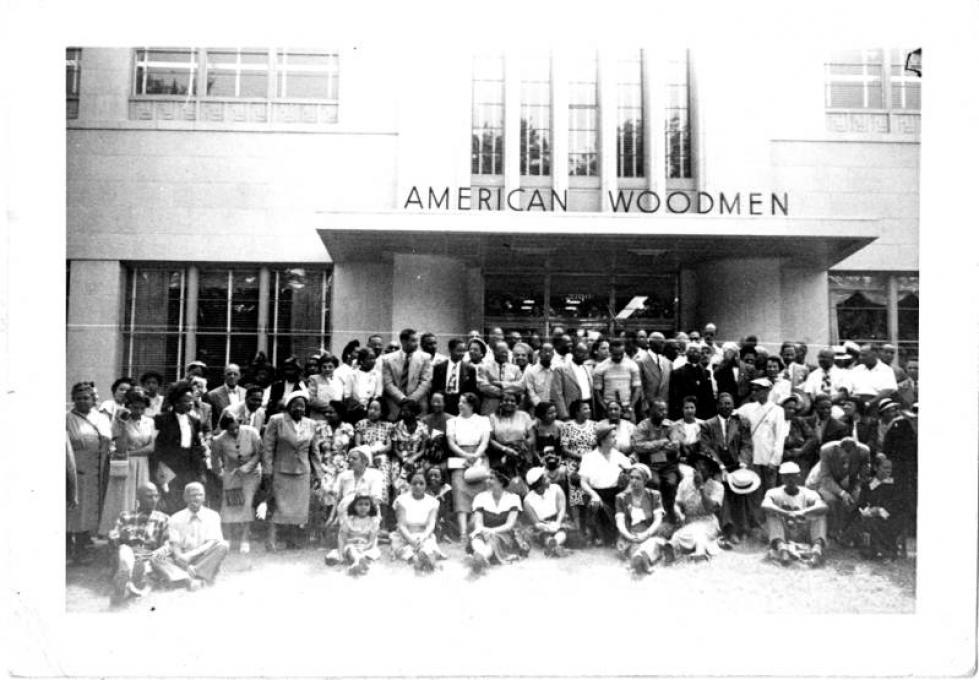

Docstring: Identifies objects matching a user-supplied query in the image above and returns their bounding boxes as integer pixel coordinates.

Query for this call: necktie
[499,363,505,381]
[400,353,412,394]
[821,370,832,395]
[446,362,458,394]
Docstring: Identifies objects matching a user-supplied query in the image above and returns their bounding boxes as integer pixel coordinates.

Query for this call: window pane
[485,274,545,319]
[230,271,261,332]
[124,269,184,383]
[206,72,237,97]
[198,270,229,333]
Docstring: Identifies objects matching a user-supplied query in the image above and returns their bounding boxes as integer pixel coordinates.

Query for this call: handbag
[109,458,130,478]
[463,457,491,483]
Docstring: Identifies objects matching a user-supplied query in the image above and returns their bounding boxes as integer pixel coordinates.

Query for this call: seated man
[761,461,828,567]
[854,453,903,560]
[107,483,171,605]
[812,436,872,539]
[157,482,230,590]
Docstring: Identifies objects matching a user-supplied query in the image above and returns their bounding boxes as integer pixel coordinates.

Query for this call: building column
[598,50,618,210]
[257,267,270,356]
[503,54,521,198]
[184,265,199,367]
[550,50,569,197]
[887,274,899,355]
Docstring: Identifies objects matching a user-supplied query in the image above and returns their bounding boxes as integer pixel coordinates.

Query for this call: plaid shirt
[108,509,170,550]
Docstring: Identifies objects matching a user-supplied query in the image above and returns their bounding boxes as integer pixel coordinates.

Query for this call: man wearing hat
[736,377,786,520]
[803,347,854,408]
[814,436,872,538]
[700,392,754,543]
[878,397,917,536]
[630,398,682,525]
[264,356,309,417]
[761,461,828,566]
[849,344,898,414]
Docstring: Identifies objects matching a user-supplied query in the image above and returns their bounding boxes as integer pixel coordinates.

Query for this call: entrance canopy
[315,211,879,270]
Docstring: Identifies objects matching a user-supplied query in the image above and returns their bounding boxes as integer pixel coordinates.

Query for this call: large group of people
[66,323,919,605]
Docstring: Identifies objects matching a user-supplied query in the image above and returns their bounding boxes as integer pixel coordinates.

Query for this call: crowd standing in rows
[65,323,918,605]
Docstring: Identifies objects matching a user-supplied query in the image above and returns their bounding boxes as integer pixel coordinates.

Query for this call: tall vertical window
[520,55,551,177]
[274,50,339,100]
[66,47,81,119]
[829,273,919,363]
[270,268,332,366]
[133,47,199,95]
[196,270,261,374]
[665,50,691,179]
[568,52,599,177]
[204,48,270,97]
[471,54,504,175]
[616,51,644,178]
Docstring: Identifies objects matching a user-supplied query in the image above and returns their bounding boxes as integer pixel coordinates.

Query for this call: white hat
[727,468,762,495]
[778,461,801,476]
[750,377,773,389]
[525,467,546,487]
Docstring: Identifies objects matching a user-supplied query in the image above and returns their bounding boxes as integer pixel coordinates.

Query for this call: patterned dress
[355,418,395,504]
[98,415,154,535]
[316,420,355,504]
[560,419,597,507]
[66,409,113,533]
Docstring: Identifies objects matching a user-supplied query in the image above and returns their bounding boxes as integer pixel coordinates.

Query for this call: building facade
[66,46,919,393]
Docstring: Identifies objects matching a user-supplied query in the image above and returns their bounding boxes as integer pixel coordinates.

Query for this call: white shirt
[443,359,464,395]
[168,506,223,552]
[176,412,192,448]
[803,365,853,400]
[570,362,592,401]
[736,400,785,467]
[524,485,562,521]
[673,356,688,369]
[579,448,631,490]
[848,361,898,397]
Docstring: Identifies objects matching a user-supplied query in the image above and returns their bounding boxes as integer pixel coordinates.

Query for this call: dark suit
[204,384,247,429]
[266,379,309,418]
[700,413,753,536]
[431,360,477,415]
[668,364,716,421]
[152,411,206,512]
[803,415,849,446]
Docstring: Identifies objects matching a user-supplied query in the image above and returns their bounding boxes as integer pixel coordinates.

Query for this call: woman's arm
[420,503,438,543]
[615,511,635,542]
[446,432,476,460]
[554,486,568,527]
[474,425,490,457]
[471,508,486,537]
[395,500,414,543]
[261,419,277,475]
[494,508,520,534]
[239,430,263,475]
[637,508,665,541]
[579,473,602,505]
[523,499,548,531]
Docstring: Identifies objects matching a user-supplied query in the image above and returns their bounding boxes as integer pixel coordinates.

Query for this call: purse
[109,459,130,478]
[463,457,491,483]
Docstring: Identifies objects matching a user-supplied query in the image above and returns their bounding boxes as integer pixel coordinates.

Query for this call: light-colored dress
[472,490,530,561]
[670,477,725,556]
[391,491,445,561]
[213,425,263,523]
[598,418,636,455]
[489,410,534,473]
[66,409,113,533]
[614,488,665,559]
[446,414,492,512]
[356,418,396,503]
[263,414,322,525]
[339,513,381,561]
[98,414,153,535]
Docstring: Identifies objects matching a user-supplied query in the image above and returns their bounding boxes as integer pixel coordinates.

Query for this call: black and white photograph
[2,1,977,677]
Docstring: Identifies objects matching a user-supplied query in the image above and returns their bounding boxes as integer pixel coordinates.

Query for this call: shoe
[810,548,825,568]
[471,553,488,573]
[777,547,792,566]
[126,581,149,598]
[187,578,204,592]
[415,551,434,572]
[630,552,649,574]
[717,537,733,551]
[661,543,676,566]
[239,540,250,554]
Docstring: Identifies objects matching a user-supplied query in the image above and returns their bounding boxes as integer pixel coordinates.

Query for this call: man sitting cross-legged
[761,461,829,567]
[107,482,171,606]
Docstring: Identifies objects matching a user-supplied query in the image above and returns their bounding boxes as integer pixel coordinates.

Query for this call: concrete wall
[779,267,830,345]
[391,254,469,342]
[66,260,126,401]
[693,258,785,346]
[330,261,394,353]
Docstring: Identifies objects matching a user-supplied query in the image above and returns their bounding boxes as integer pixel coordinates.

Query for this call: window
[204,48,270,98]
[616,51,644,178]
[471,54,504,175]
[66,47,81,119]
[134,48,199,96]
[665,50,691,179]
[829,273,918,363]
[123,265,332,384]
[568,52,598,177]
[825,48,920,110]
[274,50,339,100]
[520,55,551,177]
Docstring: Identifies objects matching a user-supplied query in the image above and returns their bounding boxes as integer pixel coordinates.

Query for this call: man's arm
[407,356,434,403]
[477,364,503,398]
[382,359,406,402]
[817,444,845,497]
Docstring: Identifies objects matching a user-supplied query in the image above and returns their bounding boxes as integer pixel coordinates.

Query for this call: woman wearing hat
[262,391,324,550]
[212,413,263,553]
[523,466,572,556]
[66,381,114,563]
[469,469,529,572]
[98,388,155,537]
[392,468,445,571]
[615,463,668,574]
[579,422,632,547]
[445,392,492,540]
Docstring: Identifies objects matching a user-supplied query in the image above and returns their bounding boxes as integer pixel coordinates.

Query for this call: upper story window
[665,49,691,179]
[616,51,644,178]
[471,54,505,176]
[66,47,81,119]
[568,52,599,177]
[520,55,551,177]
[824,48,921,135]
[130,47,339,124]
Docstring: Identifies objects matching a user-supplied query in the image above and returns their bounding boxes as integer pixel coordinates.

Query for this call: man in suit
[431,338,477,415]
[476,340,525,416]
[152,381,208,513]
[382,328,433,421]
[636,331,671,418]
[668,343,716,421]
[803,394,849,446]
[700,392,754,543]
[264,357,309,418]
[204,363,247,430]
[813,437,872,537]
[552,341,594,420]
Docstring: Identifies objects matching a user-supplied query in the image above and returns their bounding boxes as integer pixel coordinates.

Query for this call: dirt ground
[66,536,915,616]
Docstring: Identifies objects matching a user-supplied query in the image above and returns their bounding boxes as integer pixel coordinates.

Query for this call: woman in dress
[261,392,324,551]
[579,423,632,547]
[212,413,263,553]
[466,337,489,369]
[309,355,348,422]
[332,445,385,514]
[334,493,381,576]
[597,400,635,457]
[765,356,793,407]
[522,467,572,557]
[445,392,492,540]
[392,469,445,572]
[422,391,452,473]
[670,458,726,562]
[354,398,396,524]
[346,348,382,425]
[98,388,154,537]
[615,463,669,574]
[670,395,704,465]
[532,401,563,464]
[391,399,430,481]
[425,465,455,541]
[488,392,535,490]
[99,377,133,421]
[559,398,597,536]
[469,470,529,572]
[66,382,113,563]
